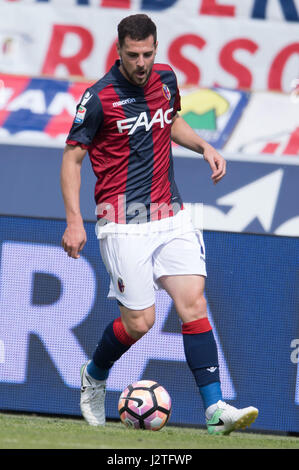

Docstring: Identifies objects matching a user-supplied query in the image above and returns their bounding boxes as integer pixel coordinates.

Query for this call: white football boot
[80,361,106,426]
[206,400,258,435]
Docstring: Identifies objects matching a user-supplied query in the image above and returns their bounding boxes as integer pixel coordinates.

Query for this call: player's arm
[60,144,87,259]
[171,113,226,184]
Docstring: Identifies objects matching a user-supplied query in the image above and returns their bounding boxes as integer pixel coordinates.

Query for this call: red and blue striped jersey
[66,60,183,223]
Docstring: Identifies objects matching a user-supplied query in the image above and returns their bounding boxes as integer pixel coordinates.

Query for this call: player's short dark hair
[118,14,157,47]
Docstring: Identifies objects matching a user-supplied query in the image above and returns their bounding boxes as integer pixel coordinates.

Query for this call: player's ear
[116,41,121,56]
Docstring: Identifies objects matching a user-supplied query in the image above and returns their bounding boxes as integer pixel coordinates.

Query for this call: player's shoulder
[152,63,178,84]
[88,74,113,96]
[78,73,114,111]
[83,63,117,96]
[153,63,173,72]
[153,63,175,74]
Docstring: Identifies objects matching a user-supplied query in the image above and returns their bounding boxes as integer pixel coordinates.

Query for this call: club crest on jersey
[162,84,171,101]
[74,105,86,124]
[117,108,173,135]
[118,277,125,293]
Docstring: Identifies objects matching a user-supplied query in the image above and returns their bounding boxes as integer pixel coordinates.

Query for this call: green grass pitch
[0,412,299,449]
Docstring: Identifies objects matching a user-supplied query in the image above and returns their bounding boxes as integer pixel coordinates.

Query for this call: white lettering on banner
[275,216,299,237]
[203,169,284,233]
[107,290,236,400]
[47,92,78,115]
[5,89,77,115]
[117,108,173,135]
[291,339,299,364]
[0,242,95,387]
[290,339,299,404]
[7,90,46,114]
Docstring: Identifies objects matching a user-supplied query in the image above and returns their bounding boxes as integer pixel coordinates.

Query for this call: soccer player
[60,14,258,435]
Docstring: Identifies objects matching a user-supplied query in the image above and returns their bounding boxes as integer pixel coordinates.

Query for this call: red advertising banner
[0,0,298,23]
[0,3,298,92]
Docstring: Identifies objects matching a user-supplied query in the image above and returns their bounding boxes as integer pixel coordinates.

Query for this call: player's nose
[136,55,145,68]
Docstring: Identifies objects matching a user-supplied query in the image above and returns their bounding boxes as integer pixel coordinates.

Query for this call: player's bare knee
[127,319,154,340]
[192,294,207,318]
[122,310,155,340]
[179,294,207,322]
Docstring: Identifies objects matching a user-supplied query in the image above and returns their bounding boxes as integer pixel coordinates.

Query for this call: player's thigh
[154,231,207,323]
[119,304,156,340]
[159,274,207,323]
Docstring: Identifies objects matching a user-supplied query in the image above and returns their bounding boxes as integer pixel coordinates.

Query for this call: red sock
[113,317,137,346]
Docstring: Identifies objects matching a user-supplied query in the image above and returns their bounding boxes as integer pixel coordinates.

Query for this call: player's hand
[61,223,87,259]
[203,144,226,184]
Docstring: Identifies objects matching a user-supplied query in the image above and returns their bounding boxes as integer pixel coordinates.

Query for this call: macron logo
[117,108,173,135]
[113,98,136,107]
[207,367,218,373]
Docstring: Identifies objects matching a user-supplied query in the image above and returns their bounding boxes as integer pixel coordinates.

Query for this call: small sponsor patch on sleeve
[74,105,87,124]
[81,91,92,106]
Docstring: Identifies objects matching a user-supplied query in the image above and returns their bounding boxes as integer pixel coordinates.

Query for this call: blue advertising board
[1,143,299,237]
[0,215,298,432]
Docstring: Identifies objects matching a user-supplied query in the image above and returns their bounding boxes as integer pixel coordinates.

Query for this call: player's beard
[120,61,153,87]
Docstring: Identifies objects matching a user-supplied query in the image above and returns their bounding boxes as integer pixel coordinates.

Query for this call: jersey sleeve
[173,71,181,115]
[66,88,104,148]
[174,87,181,115]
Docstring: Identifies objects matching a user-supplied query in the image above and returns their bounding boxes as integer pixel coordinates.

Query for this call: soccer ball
[118,380,172,431]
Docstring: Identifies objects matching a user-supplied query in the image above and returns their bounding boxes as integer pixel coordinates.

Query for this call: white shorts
[99,220,207,310]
